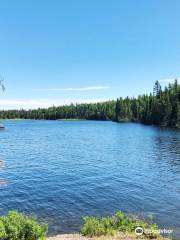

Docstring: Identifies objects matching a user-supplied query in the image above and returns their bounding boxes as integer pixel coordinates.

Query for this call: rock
[0,160,4,168]
[0,180,8,187]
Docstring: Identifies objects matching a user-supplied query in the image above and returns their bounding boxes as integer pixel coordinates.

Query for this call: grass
[81,211,171,239]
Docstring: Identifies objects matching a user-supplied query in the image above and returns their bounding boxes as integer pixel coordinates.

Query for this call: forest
[0,80,180,127]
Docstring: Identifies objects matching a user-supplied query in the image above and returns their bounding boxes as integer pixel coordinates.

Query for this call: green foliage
[0,80,180,127]
[81,211,161,239]
[0,211,47,240]
[81,216,116,237]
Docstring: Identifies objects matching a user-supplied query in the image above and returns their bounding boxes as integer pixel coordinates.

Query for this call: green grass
[81,211,169,239]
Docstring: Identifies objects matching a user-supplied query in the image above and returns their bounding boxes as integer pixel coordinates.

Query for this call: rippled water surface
[0,120,180,238]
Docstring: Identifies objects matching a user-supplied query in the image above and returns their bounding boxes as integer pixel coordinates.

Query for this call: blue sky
[0,0,180,109]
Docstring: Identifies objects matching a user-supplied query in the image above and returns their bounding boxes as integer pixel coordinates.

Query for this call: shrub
[81,211,161,239]
[0,211,47,240]
[81,216,116,237]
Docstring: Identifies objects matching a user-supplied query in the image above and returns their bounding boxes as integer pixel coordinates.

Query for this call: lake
[0,120,180,239]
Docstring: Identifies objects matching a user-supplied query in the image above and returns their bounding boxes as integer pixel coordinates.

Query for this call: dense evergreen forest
[0,80,180,127]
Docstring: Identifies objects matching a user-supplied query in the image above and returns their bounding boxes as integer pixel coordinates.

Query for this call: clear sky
[0,0,180,109]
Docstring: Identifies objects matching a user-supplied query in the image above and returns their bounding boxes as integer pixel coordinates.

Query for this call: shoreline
[48,234,90,240]
[0,118,179,129]
[0,118,85,121]
[47,233,170,240]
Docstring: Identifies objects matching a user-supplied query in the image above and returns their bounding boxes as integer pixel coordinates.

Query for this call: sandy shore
[47,233,156,240]
[48,234,90,240]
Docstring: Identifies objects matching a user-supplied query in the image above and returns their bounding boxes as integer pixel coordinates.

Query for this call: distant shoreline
[0,118,86,122]
[0,118,179,131]
[0,81,179,128]
[0,118,179,129]
[58,118,86,121]
[0,118,28,121]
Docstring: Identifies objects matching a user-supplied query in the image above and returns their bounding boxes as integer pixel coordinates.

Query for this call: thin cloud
[33,86,110,91]
[159,78,179,84]
[0,98,109,110]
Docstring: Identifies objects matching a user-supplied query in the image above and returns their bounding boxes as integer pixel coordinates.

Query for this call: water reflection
[153,129,180,172]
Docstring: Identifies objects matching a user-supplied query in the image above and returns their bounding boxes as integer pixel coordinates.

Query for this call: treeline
[0,80,180,127]
[115,80,180,127]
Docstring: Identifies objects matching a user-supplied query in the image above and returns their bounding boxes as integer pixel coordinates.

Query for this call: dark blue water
[0,120,180,238]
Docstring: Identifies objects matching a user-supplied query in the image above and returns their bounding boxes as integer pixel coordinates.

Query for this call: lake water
[0,120,180,239]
